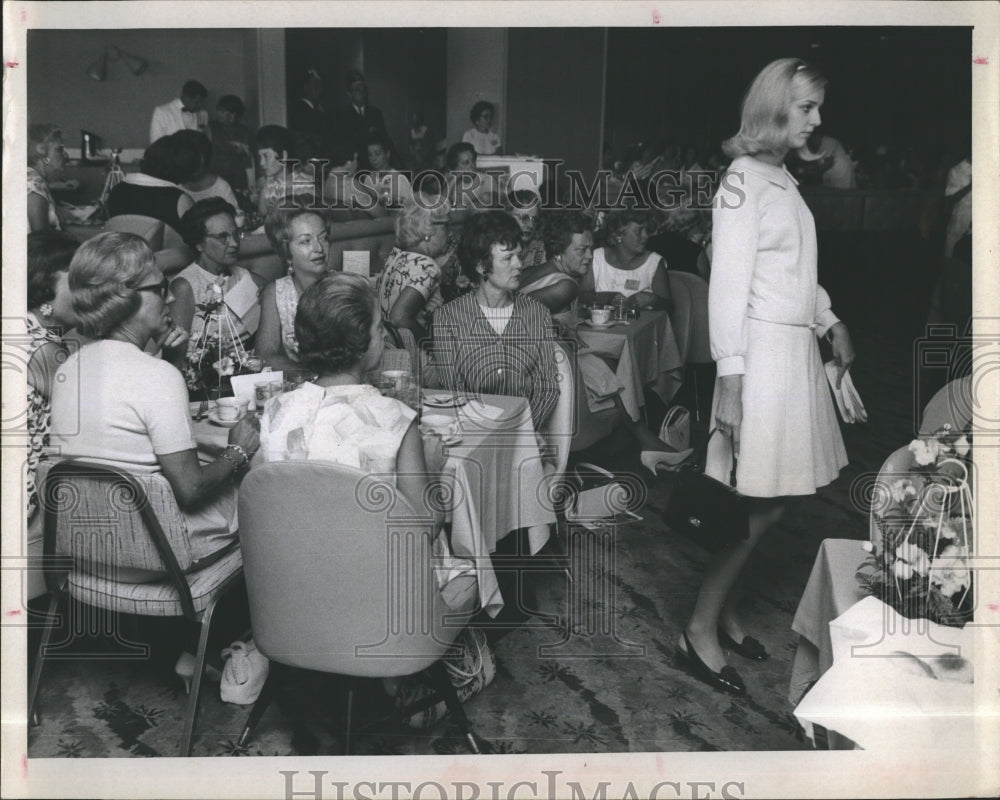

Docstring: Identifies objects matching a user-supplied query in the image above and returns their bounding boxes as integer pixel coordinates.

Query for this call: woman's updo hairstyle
[264,204,328,263]
[603,208,650,242]
[723,58,828,159]
[68,232,155,339]
[294,273,376,374]
[542,210,593,260]
[180,197,237,249]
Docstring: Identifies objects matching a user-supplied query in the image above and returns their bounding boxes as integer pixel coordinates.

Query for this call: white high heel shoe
[640,448,694,476]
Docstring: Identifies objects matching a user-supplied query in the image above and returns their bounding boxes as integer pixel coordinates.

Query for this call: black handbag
[662,429,749,551]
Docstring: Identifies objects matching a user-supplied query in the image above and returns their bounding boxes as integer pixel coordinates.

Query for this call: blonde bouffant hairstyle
[68,232,155,339]
[722,58,827,159]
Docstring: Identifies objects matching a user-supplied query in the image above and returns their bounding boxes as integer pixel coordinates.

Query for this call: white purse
[658,405,692,451]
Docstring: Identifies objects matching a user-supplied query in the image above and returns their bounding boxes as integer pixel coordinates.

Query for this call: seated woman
[169,198,264,358]
[26,232,79,519]
[362,135,413,209]
[253,125,321,217]
[580,209,674,315]
[259,272,445,521]
[506,189,545,268]
[321,143,387,221]
[521,211,690,474]
[431,210,559,432]
[462,100,502,156]
[255,204,330,370]
[48,232,260,582]
[106,132,199,245]
[27,124,68,232]
[376,199,451,343]
[445,142,493,210]
[176,130,240,209]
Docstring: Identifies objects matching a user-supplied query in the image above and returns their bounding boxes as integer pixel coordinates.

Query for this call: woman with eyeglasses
[169,198,264,354]
[27,124,68,232]
[49,232,260,583]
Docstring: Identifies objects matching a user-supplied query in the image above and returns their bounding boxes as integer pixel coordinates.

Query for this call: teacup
[216,397,249,422]
[421,414,456,437]
[590,307,612,325]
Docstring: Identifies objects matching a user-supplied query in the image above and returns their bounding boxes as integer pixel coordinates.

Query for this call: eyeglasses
[135,278,169,299]
[204,230,243,245]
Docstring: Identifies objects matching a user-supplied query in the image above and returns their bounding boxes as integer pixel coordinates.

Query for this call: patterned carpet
[27,254,933,757]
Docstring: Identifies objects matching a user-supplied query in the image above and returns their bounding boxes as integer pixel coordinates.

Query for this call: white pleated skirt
[705,318,848,498]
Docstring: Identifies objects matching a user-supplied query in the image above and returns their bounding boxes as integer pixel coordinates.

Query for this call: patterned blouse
[274,276,301,362]
[376,248,443,331]
[27,167,61,231]
[25,313,64,516]
[519,235,547,269]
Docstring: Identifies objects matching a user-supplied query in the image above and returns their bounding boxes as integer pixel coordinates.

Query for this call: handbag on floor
[658,405,692,451]
[390,627,496,729]
[662,429,749,551]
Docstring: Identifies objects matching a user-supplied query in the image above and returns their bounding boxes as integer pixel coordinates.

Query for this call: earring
[38,303,53,318]
[287,261,294,276]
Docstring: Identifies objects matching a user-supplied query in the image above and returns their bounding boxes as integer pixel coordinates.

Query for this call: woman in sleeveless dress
[256,206,330,370]
[579,209,674,315]
[677,59,856,696]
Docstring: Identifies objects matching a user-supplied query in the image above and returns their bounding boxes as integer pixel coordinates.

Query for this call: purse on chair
[662,429,749,551]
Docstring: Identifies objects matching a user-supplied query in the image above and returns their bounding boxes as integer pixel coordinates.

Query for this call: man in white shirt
[150,79,211,143]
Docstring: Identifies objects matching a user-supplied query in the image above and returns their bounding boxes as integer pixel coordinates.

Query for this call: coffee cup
[421,414,455,437]
[216,397,249,422]
[590,307,611,325]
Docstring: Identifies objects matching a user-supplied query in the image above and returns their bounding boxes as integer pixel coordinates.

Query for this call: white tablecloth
[193,393,555,617]
[576,309,684,421]
[793,595,976,751]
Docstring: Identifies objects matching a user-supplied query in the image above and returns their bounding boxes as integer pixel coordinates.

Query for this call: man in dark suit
[288,67,332,158]
[332,70,387,168]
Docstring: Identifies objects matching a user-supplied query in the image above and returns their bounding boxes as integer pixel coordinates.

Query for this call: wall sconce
[86,46,148,81]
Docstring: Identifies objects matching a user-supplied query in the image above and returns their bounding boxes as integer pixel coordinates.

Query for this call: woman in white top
[169,198,264,356]
[677,59,856,696]
[27,124,67,232]
[462,101,502,156]
[256,205,331,371]
[260,273,445,525]
[580,209,674,315]
[177,130,240,209]
[49,232,260,582]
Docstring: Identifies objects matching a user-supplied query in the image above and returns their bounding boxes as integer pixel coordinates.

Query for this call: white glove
[825,361,867,424]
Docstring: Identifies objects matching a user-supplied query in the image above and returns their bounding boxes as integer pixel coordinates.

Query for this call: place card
[343,250,371,277]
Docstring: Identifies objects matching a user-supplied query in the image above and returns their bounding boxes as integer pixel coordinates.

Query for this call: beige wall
[445,29,507,146]
[27,28,261,152]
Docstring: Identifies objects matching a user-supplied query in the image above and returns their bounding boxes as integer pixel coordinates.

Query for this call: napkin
[458,400,506,424]
[824,361,867,424]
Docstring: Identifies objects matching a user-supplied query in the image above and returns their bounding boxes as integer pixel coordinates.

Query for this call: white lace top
[274,276,301,362]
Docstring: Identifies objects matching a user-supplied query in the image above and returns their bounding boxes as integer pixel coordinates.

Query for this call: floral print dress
[25,313,63,516]
[376,248,443,330]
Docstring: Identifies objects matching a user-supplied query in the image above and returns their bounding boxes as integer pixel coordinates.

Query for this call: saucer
[208,411,241,428]
[423,394,469,408]
[441,434,463,446]
[582,319,620,328]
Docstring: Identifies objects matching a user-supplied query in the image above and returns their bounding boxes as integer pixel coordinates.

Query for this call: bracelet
[226,444,250,464]
[219,450,245,475]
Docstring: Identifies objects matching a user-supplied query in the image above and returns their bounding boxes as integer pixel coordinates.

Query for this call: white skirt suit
[706,155,847,497]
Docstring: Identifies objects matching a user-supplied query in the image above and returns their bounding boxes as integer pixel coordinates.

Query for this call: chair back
[105,215,167,250]
[666,271,694,362]
[667,271,711,363]
[37,459,198,616]
[540,343,575,477]
[238,460,469,676]
[919,376,973,436]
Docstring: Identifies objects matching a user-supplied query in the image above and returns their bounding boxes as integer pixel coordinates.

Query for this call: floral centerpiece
[857,424,974,627]
[182,282,261,398]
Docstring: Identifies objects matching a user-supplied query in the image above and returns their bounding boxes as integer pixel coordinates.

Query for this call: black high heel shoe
[718,628,769,662]
[676,632,746,695]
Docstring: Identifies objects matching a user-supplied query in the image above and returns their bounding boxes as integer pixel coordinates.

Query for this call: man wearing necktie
[333,70,387,169]
[150,79,211,143]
